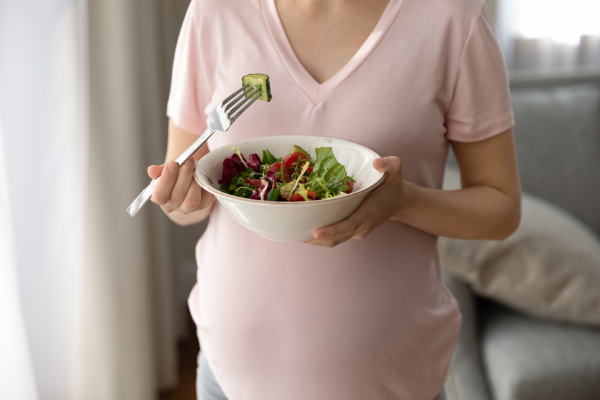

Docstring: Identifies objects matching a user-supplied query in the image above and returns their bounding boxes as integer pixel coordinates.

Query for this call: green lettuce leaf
[308,147,350,198]
[262,149,278,165]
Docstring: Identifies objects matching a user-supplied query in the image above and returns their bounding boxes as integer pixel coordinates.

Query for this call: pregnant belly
[191,208,458,399]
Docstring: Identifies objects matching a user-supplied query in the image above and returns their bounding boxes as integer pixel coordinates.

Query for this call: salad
[218,145,355,202]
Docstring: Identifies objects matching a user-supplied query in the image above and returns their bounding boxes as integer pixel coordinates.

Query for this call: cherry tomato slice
[289,193,305,202]
[283,152,308,173]
[268,162,292,182]
[268,162,282,173]
[245,179,261,187]
[289,190,317,201]
[344,180,354,194]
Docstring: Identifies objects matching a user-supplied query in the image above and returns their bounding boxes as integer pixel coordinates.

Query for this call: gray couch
[444,70,600,400]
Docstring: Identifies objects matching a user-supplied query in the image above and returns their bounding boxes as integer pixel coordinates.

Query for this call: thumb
[373,157,401,174]
[147,164,164,179]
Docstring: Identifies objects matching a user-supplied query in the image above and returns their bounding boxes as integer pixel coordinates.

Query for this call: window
[497,0,600,70]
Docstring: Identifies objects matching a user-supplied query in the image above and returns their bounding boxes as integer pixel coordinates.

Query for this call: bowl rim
[194,135,386,206]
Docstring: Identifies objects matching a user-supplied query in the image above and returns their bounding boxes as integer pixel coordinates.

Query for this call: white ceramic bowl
[194,136,385,242]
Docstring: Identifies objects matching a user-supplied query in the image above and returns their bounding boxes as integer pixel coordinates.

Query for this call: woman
[148,0,521,398]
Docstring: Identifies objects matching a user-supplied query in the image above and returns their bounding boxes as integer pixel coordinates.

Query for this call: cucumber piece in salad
[242,73,272,102]
[290,145,311,161]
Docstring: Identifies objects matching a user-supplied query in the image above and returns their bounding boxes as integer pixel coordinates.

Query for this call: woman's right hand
[147,157,215,215]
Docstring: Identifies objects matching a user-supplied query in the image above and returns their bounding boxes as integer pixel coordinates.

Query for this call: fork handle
[126,126,216,217]
[173,126,215,165]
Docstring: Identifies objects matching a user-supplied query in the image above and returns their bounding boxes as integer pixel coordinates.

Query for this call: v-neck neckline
[260,0,405,105]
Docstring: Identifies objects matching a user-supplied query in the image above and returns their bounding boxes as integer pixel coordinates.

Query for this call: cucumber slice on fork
[242,73,272,102]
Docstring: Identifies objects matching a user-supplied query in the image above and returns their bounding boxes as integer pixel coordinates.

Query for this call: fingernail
[168,162,177,172]
[375,158,388,169]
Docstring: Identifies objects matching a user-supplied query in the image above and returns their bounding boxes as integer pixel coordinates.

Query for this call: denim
[196,352,446,400]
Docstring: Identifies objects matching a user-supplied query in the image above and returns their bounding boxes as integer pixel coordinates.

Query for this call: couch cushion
[511,84,600,236]
[480,301,600,400]
[440,167,600,327]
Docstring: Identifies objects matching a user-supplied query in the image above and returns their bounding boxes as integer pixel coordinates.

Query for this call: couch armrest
[443,272,493,400]
[480,301,600,400]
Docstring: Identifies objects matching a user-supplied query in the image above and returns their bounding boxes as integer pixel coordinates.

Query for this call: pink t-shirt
[167,0,513,398]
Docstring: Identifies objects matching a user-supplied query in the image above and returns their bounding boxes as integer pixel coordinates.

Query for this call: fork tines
[222,84,261,121]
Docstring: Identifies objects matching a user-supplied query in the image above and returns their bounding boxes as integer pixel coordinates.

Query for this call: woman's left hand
[306,156,409,248]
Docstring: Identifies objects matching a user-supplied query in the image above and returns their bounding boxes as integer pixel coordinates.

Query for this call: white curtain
[0,113,39,400]
[0,0,88,398]
[496,0,600,71]
[83,0,175,396]
[0,0,201,398]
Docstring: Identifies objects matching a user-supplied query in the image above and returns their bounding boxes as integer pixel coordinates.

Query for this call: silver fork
[126,84,261,217]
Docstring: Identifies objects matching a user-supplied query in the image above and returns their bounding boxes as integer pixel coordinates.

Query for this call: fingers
[179,181,215,214]
[373,156,401,174]
[305,234,354,248]
[151,158,194,211]
[163,158,196,212]
[151,160,179,205]
[307,200,376,247]
[150,157,213,215]
[306,157,405,249]
[147,164,164,180]
[313,215,361,241]
[198,186,215,210]
[182,183,215,214]
[178,181,202,213]
[315,200,375,239]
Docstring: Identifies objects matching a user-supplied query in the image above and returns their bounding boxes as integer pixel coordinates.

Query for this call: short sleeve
[166,1,211,136]
[445,5,514,142]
